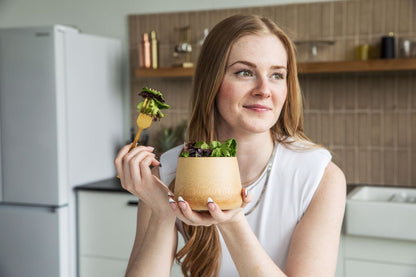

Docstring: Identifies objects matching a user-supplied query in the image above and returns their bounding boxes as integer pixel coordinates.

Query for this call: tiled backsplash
[129,0,416,187]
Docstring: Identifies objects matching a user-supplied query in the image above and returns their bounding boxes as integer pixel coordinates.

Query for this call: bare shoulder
[319,161,346,196]
[286,164,346,276]
[311,161,346,214]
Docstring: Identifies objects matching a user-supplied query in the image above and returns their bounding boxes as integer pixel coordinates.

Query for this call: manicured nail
[207,197,215,211]
[244,188,248,198]
[169,198,177,211]
[178,197,187,210]
[168,192,174,197]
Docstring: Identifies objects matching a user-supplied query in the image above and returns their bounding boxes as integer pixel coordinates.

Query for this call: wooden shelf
[298,58,416,74]
[135,58,416,78]
[135,67,194,78]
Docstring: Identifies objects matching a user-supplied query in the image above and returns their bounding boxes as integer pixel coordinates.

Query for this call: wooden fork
[129,98,153,152]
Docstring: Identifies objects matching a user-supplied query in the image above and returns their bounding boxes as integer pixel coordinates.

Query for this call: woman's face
[216,33,288,138]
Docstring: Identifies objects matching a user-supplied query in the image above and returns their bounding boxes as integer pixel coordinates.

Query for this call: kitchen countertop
[75,177,128,193]
[75,178,377,195]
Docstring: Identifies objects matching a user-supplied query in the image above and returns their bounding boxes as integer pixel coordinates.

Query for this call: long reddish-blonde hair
[171,14,309,277]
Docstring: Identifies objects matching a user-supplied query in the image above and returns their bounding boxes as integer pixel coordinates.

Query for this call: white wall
[0,0,335,138]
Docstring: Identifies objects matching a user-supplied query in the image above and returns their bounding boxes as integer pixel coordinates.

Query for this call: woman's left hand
[169,188,252,226]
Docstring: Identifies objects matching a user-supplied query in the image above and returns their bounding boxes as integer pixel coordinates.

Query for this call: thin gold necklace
[244,143,278,216]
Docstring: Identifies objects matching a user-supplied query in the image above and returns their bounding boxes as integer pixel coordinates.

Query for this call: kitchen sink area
[345,186,416,241]
[337,186,416,277]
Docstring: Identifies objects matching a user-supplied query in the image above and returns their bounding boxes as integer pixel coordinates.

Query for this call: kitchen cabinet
[77,190,184,277]
[135,58,416,78]
[340,235,416,277]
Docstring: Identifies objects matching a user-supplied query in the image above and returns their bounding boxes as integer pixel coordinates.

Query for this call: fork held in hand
[129,98,153,152]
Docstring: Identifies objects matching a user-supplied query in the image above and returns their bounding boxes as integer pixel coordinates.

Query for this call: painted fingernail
[168,192,174,197]
[207,197,215,211]
[169,198,177,211]
[178,196,185,202]
[244,188,248,198]
[178,201,187,210]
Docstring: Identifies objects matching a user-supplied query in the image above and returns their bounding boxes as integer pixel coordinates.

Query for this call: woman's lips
[243,104,272,112]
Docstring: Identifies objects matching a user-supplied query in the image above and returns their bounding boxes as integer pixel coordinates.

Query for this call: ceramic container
[174,157,242,211]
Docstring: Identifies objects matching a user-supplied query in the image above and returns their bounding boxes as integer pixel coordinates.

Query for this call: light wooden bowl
[174,157,242,211]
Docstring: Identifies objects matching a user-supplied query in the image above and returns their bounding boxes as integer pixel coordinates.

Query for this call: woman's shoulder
[277,139,331,166]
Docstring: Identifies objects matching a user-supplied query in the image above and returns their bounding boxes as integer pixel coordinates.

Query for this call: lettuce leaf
[180,138,237,157]
[136,87,170,121]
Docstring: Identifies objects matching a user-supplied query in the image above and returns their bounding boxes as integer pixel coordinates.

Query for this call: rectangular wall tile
[359,0,373,36]
[321,112,331,147]
[411,72,416,109]
[345,0,359,36]
[396,72,411,110]
[333,113,346,146]
[398,0,412,33]
[383,112,395,147]
[370,113,382,147]
[370,74,383,109]
[411,112,416,148]
[358,112,370,147]
[332,76,346,110]
[358,149,371,183]
[345,113,356,146]
[345,75,357,110]
[345,148,357,184]
[397,149,410,186]
[371,150,383,184]
[333,1,345,37]
[384,149,396,185]
[357,75,372,109]
[397,113,410,147]
[382,77,397,110]
[412,150,416,185]
[372,0,385,35]
[383,0,399,33]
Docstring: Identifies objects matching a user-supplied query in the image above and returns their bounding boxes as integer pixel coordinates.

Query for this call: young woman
[115,14,346,277]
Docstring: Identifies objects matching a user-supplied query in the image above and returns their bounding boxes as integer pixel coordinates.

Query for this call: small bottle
[381,32,395,59]
[141,33,151,68]
[150,31,158,69]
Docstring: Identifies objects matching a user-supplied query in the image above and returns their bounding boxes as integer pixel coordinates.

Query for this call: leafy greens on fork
[137,87,170,121]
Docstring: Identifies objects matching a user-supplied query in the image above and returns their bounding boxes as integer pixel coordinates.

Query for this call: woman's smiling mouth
[243,104,272,112]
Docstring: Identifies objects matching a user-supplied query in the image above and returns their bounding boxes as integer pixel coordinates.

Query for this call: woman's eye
[271,73,284,80]
[235,70,253,77]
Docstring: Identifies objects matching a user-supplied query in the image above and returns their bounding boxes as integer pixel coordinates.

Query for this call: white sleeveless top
[159,141,331,276]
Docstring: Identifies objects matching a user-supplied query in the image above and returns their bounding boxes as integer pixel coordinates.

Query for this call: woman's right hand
[114,144,174,218]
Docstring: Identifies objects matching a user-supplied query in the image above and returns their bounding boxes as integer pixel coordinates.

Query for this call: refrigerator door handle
[127,200,139,206]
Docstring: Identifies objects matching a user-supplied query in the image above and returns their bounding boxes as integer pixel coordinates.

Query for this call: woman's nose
[252,76,271,98]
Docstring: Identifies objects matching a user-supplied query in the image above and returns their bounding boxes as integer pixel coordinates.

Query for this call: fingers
[114,144,158,192]
[169,194,248,226]
[114,143,133,179]
[240,188,252,209]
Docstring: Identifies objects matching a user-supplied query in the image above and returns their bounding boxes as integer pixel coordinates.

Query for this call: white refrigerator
[0,25,124,277]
